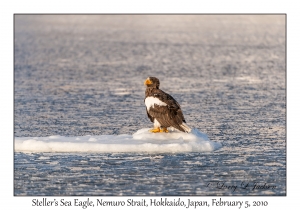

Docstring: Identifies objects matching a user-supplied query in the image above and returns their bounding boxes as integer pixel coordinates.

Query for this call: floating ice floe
[15,128,222,153]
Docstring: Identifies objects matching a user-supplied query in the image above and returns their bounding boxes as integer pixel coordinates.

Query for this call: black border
[13,13,287,197]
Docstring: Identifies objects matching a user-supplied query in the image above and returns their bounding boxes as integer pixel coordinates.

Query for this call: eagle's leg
[160,127,169,133]
[149,127,161,133]
[150,119,161,133]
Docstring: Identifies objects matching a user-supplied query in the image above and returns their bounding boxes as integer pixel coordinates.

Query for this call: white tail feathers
[180,123,192,133]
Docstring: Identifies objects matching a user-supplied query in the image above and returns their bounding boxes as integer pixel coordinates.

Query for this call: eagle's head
[144,77,160,89]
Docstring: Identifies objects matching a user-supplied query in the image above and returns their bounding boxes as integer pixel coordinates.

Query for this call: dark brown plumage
[144,77,191,133]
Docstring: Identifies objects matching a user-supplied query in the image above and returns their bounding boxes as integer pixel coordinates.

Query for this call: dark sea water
[14,15,286,196]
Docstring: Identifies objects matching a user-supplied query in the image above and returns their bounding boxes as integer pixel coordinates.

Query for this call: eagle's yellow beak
[144,78,152,85]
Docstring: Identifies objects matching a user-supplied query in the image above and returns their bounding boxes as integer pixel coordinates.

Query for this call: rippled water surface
[14,15,286,196]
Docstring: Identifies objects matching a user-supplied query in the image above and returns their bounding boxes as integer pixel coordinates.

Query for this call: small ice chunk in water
[15,128,222,153]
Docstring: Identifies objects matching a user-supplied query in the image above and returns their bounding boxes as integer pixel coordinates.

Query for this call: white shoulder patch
[145,96,167,111]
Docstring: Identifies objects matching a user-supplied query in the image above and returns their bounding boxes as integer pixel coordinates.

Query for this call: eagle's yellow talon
[160,128,169,133]
[149,128,161,133]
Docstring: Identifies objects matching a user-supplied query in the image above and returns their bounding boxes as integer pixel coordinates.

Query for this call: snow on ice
[15,128,221,153]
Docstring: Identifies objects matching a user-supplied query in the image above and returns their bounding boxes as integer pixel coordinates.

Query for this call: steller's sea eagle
[144,77,191,133]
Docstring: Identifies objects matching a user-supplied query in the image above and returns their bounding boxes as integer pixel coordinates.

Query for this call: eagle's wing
[155,90,186,121]
[148,104,186,132]
[146,107,154,122]
[147,90,187,132]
